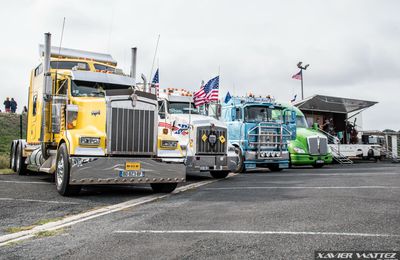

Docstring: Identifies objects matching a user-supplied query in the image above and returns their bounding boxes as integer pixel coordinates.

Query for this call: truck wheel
[151,183,178,193]
[55,143,81,196]
[10,143,17,172]
[268,165,283,172]
[234,147,245,173]
[210,170,229,179]
[15,142,27,175]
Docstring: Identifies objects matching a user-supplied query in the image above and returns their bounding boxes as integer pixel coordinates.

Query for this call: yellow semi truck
[10,33,185,196]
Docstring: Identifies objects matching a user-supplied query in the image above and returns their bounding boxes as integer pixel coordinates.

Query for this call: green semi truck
[285,105,333,168]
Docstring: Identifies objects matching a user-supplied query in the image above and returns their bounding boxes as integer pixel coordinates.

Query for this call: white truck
[157,89,237,178]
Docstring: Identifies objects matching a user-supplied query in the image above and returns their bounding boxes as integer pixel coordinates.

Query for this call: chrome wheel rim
[16,147,20,172]
[11,146,15,169]
[235,148,243,172]
[56,156,64,190]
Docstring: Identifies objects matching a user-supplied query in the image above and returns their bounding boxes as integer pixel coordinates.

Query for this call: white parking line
[0,180,51,185]
[205,186,400,190]
[236,172,400,177]
[0,198,79,205]
[0,178,222,246]
[113,230,400,238]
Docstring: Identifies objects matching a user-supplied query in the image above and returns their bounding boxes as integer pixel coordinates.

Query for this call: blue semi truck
[221,96,297,172]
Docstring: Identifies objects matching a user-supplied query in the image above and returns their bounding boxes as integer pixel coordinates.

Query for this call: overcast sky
[1,0,399,130]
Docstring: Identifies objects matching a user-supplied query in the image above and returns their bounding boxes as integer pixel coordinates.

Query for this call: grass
[5,225,35,233]
[0,168,14,174]
[0,113,27,169]
[5,217,63,233]
[34,228,65,238]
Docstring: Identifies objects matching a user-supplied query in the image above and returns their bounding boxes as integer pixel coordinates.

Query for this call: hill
[0,113,27,169]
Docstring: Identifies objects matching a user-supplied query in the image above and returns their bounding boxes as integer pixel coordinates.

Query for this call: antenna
[58,17,66,57]
[149,34,160,82]
[55,17,66,72]
[55,17,66,94]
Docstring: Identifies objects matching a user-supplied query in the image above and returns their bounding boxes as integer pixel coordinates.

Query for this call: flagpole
[301,69,304,100]
[296,62,309,100]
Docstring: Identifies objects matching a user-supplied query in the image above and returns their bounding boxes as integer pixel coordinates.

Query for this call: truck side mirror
[215,104,222,119]
[291,111,296,124]
[312,123,319,130]
[231,108,236,121]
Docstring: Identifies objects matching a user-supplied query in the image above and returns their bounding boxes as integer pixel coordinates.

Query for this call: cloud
[0,0,399,130]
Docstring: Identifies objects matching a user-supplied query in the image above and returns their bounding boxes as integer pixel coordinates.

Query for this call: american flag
[292,70,302,80]
[194,81,206,107]
[194,76,219,107]
[152,68,159,96]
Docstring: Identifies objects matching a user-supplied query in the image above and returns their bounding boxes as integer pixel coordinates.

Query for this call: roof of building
[294,94,378,114]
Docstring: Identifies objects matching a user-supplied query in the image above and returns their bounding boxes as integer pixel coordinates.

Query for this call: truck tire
[268,165,283,172]
[55,143,81,196]
[210,170,229,179]
[10,142,17,172]
[151,183,178,193]
[15,142,27,175]
[234,147,245,173]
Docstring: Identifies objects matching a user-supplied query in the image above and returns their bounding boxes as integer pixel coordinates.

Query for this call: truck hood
[297,127,327,138]
[168,114,226,128]
[290,127,328,151]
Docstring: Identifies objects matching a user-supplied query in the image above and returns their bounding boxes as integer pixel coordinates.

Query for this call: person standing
[10,98,17,113]
[3,97,11,113]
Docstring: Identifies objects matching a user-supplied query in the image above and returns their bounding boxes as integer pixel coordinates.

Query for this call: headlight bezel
[293,147,306,154]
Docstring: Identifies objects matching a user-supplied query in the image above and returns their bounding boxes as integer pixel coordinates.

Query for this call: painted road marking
[0,178,225,246]
[0,180,51,185]
[113,230,400,238]
[204,186,400,190]
[235,172,400,177]
[0,198,79,205]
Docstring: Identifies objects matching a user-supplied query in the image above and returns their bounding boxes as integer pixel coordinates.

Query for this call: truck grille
[196,126,227,155]
[308,136,328,155]
[110,108,155,155]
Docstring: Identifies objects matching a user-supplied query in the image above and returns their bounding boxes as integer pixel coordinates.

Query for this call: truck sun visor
[71,70,136,87]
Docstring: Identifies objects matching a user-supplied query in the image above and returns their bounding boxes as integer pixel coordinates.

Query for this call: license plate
[316,160,324,164]
[200,166,209,171]
[119,171,145,178]
[126,162,141,171]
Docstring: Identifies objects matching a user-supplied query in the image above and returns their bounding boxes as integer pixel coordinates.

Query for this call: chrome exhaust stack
[40,32,52,142]
[130,47,137,83]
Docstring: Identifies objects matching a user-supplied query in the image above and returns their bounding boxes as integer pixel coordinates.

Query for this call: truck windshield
[297,115,309,128]
[168,102,199,114]
[71,80,130,97]
[244,106,282,122]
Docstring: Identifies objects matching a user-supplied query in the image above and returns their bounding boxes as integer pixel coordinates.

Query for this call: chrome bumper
[69,156,186,185]
[186,155,237,172]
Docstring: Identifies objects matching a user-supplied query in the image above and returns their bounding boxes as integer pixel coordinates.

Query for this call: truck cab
[221,96,296,172]
[10,33,185,196]
[286,106,333,167]
[157,90,237,179]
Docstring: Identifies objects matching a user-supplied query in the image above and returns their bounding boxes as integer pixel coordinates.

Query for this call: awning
[294,95,377,114]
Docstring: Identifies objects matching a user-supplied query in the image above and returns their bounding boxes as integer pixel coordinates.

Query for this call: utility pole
[297,62,309,100]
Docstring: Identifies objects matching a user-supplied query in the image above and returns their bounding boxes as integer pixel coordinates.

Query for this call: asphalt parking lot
[1,162,399,259]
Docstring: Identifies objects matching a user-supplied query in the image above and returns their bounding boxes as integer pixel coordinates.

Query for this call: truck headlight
[161,140,178,149]
[293,147,306,154]
[79,137,100,146]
